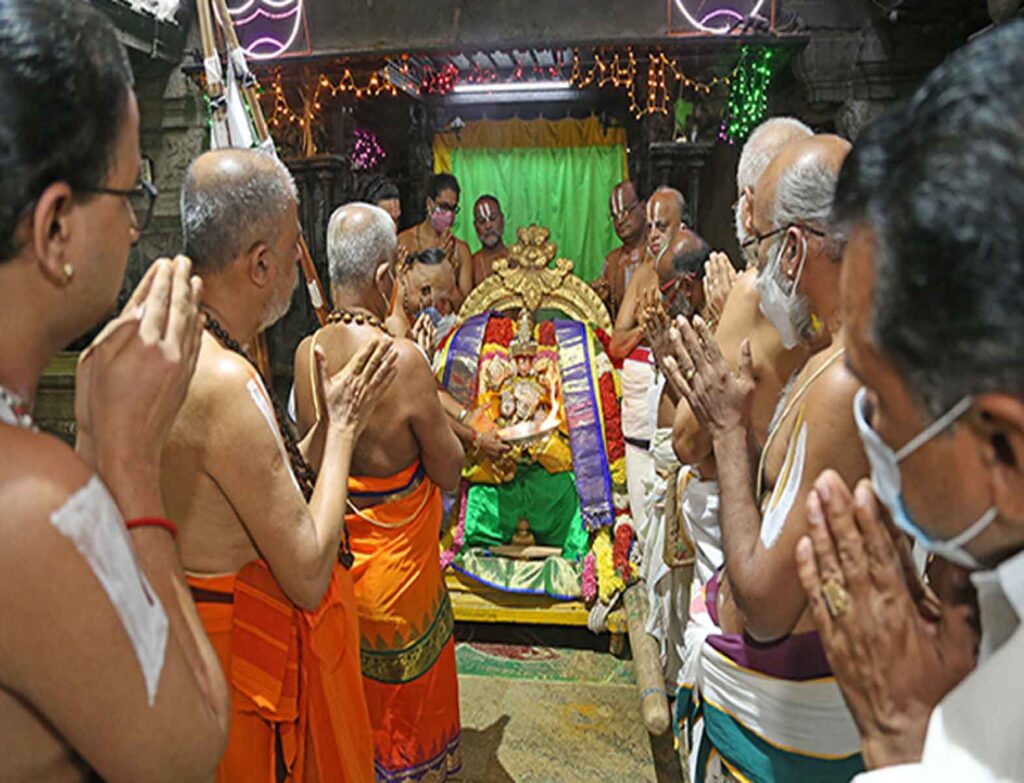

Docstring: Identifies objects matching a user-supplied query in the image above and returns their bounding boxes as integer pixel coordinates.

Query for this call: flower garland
[440,481,470,569]
[612,519,636,583]
[592,527,626,604]
[581,551,598,603]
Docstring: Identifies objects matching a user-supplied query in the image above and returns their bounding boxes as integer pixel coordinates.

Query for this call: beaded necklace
[326,308,391,334]
[203,313,354,568]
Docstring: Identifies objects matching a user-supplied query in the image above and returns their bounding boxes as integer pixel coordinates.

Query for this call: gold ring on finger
[685,367,696,382]
[821,576,851,618]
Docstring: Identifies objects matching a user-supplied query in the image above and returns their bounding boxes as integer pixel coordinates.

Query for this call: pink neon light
[699,8,744,25]
[673,0,764,33]
[233,4,299,26]
[217,0,304,60]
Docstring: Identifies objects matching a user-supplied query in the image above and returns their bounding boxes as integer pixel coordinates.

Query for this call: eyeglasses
[77,178,159,232]
[433,201,460,215]
[741,222,826,254]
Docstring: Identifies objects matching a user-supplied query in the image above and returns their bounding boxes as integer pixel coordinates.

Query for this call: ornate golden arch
[457,225,612,333]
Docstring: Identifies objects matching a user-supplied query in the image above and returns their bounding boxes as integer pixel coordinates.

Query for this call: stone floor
[454,640,660,783]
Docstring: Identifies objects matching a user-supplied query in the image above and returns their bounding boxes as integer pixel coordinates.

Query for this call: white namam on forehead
[611,187,627,218]
[475,200,497,221]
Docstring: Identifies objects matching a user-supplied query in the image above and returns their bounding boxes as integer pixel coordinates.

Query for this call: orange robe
[346,462,462,782]
[188,560,374,782]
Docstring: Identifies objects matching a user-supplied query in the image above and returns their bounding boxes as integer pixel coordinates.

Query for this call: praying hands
[795,470,980,770]
[702,251,738,325]
[662,315,755,436]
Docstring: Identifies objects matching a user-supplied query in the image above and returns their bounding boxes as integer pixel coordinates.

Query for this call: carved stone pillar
[647,142,715,233]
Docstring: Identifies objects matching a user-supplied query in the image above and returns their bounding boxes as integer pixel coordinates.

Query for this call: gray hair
[326,202,396,290]
[770,154,844,260]
[834,19,1024,419]
[180,150,297,273]
[737,116,813,193]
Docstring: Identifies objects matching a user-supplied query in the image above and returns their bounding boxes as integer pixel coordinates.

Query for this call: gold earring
[62,263,75,283]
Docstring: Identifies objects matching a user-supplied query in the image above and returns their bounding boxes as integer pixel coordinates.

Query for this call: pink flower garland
[581,551,598,603]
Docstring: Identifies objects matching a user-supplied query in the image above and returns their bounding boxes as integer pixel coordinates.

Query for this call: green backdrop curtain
[434,117,627,282]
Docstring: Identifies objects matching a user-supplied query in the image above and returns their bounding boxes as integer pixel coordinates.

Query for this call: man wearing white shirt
[794,18,1024,781]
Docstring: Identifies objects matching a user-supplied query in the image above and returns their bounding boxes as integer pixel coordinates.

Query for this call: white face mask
[756,234,811,349]
[852,387,997,570]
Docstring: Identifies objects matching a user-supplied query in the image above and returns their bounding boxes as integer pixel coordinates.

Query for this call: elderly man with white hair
[672,116,814,593]
[293,202,466,783]
[797,19,1024,782]
[163,149,397,782]
[666,132,869,781]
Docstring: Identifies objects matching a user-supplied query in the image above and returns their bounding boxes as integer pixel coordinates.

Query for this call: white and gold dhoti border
[677,575,865,783]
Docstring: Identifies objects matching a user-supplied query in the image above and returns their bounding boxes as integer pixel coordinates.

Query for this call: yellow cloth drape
[434,116,628,180]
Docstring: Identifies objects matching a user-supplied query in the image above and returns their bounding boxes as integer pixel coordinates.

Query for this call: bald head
[753,134,852,265]
[646,187,686,258]
[181,149,297,274]
[660,228,707,282]
[326,202,396,291]
[756,135,851,228]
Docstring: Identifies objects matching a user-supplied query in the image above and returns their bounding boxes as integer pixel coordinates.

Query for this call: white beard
[259,275,298,331]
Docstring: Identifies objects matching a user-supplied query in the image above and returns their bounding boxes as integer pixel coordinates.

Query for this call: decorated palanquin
[435,226,639,609]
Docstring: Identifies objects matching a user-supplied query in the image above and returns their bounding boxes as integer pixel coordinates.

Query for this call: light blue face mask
[853,387,997,570]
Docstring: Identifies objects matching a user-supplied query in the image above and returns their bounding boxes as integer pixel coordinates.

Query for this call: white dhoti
[677,578,864,783]
[678,469,722,597]
[621,349,661,539]
[639,427,692,689]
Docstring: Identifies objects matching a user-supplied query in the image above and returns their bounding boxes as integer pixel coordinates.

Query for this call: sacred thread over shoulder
[49,476,170,706]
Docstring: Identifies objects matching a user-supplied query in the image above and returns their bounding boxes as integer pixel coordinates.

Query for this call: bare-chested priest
[164,149,396,782]
[398,173,471,305]
[665,135,867,780]
[0,2,231,780]
[463,194,508,293]
[294,203,465,782]
[671,116,813,584]
[593,180,647,317]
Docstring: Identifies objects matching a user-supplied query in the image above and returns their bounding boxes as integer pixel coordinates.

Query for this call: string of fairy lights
[243,44,778,160]
[719,45,775,142]
[569,48,738,119]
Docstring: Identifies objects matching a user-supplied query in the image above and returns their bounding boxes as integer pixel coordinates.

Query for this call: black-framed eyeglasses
[433,201,460,216]
[741,222,826,254]
[77,178,159,233]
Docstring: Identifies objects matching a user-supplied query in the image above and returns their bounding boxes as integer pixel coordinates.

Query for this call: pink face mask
[431,207,455,233]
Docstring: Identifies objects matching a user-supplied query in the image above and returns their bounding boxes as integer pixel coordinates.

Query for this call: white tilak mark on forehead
[247,377,303,496]
[612,189,625,217]
[648,198,667,225]
[477,202,496,221]
[50,476,169,706]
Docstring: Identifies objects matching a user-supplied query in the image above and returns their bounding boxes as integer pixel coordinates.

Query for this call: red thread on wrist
[125,517,179,540]
[470,430,480,446]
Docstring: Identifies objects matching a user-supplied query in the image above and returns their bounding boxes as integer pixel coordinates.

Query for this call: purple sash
[554,319,614,531]
[441,312,490,407]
